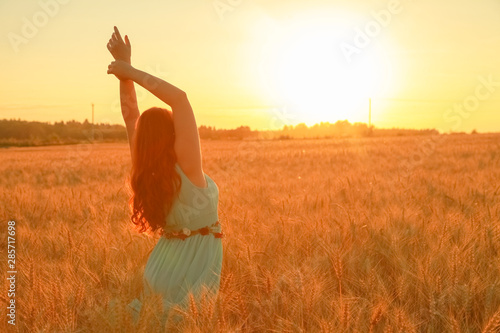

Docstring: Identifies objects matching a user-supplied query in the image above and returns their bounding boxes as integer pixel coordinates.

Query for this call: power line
[371,97,500,103]
[199,97,500,110]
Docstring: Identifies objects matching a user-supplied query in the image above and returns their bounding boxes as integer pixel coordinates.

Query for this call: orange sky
[1,0,500,133]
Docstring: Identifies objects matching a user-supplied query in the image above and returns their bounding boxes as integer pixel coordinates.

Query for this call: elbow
[167,90,189,107]
[173,90,188,105]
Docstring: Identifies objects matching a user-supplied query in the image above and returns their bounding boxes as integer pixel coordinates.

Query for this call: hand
[107,60,135,81]
[107,26,131,64]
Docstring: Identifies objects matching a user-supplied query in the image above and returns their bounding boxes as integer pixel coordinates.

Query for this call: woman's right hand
[107,26,131,64]
[107,60,135,81]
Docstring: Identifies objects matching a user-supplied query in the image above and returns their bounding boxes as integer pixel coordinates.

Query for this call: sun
[259,13,394,126]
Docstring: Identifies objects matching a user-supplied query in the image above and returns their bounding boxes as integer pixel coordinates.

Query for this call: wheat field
[1,134,500,332]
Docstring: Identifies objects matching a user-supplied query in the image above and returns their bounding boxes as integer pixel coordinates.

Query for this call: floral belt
[161,221,224,240]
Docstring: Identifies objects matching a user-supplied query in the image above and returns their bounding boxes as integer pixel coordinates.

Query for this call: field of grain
[1,134,500,332]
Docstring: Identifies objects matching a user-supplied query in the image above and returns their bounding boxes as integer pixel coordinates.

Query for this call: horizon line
[1,117,498,134]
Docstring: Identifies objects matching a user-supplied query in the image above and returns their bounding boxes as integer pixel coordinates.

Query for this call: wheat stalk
[369,303,386,333]
[482,308,500,333]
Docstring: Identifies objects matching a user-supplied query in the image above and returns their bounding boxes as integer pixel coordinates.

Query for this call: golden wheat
[0,134,499,331]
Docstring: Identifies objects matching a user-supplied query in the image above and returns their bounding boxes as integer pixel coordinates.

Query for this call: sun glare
[259,12,395,126]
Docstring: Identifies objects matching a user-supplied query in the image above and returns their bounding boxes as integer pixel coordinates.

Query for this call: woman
[106,26,224,322]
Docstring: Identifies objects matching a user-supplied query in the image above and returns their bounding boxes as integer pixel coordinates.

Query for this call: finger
[114,26,125,44]
[125,35,131,47]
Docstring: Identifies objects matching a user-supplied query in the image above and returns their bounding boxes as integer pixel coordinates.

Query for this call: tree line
[0,118,441,147]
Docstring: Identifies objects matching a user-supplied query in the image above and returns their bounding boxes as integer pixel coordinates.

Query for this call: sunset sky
[1,0,499,133]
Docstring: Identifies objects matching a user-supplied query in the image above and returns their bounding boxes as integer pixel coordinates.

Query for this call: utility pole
[91,103,94,141]
[368,98,372,128]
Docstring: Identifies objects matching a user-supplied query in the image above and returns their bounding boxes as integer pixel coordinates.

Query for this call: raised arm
[107,60,206,187]
[119,80,140,158]
[106,27,140,159]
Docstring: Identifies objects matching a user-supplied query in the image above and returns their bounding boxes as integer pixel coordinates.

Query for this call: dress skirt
[128,230,223,322]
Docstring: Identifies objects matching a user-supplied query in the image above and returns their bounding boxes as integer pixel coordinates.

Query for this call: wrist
[114,56,130,64]
[128,66,141,83]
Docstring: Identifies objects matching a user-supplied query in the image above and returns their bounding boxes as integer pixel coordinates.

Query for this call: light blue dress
[128,163,223,322]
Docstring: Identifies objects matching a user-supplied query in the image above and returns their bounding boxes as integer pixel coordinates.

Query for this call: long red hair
[127,107,181,235]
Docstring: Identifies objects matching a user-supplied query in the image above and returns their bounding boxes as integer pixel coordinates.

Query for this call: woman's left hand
[107,60,135,81]
[107,26,131,64]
